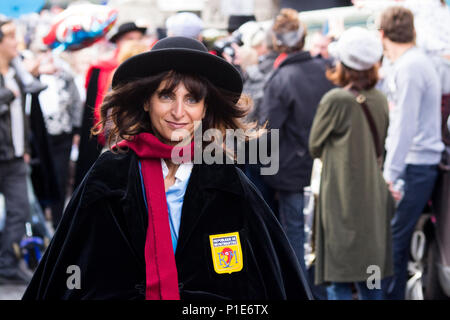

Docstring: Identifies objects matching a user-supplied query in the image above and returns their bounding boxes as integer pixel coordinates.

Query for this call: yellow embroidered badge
[209,232,243,274]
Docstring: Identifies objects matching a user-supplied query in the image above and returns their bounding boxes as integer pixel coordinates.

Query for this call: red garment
[117,133,193,300]
[273,52,288,69]
[84,56,118,145]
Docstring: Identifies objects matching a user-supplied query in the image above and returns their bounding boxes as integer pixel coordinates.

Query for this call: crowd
[0,0,449,300]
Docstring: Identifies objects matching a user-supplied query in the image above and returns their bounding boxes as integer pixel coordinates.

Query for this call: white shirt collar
[161,159,193,184]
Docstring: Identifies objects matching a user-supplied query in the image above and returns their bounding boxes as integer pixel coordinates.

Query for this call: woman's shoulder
[318,88,356,115]
[322,87,387,106]
[82,150,137,189]
[92,150,134,171]
[364,87,388,103]
[321,87,355,103]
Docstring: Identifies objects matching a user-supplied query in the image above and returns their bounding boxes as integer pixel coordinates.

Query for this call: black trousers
[0,158,30,272]
[49,133,73,229]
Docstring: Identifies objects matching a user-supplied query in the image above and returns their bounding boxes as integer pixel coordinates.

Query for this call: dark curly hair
[91,70,260,149]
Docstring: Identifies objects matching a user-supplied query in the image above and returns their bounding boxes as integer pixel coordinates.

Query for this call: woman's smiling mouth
[165,120,189,129]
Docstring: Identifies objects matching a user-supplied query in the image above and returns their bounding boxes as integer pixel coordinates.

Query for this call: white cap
[238,21,266,48]
[328,27,383,71]
[166,12,204,39]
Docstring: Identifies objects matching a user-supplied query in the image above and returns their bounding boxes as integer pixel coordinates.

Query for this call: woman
[22,36,310,300]
[308,28,395,300]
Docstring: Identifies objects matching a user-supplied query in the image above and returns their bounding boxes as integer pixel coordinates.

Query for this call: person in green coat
[308,27,395,300]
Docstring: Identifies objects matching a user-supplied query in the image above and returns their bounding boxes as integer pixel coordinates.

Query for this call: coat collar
[278,50,312,68]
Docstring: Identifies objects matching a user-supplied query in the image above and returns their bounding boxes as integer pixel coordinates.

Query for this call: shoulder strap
[348,87,383,160]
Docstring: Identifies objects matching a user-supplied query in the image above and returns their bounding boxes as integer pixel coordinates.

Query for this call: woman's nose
[171,98,185,119]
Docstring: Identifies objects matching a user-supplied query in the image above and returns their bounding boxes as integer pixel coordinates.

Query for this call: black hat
[112,36,243,96]
[109,22,147,43]
[227,15,256,34]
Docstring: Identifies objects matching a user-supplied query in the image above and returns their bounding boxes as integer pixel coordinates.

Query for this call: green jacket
[309,88,395,285]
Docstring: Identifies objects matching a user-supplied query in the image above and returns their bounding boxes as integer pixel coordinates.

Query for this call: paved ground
[0,284,26,300]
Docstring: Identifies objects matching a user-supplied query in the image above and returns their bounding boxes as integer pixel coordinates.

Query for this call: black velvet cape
[22,150,311,300]
[74,67,103,189]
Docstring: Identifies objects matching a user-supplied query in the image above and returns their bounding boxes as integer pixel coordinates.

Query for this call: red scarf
[117,132,193,300]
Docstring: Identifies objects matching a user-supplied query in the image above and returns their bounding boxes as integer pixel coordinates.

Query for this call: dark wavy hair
[92,70,259,149]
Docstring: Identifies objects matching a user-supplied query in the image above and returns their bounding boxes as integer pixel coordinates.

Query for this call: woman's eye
[159,93,172,100]
[186,96,199,104]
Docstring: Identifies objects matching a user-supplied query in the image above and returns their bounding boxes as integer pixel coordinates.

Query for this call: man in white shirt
[378,7,445,300]
[0,19,33,284]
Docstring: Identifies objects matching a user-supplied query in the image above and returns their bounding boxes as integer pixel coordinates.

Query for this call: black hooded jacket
[259,51,335,192]
[23,150,312,300]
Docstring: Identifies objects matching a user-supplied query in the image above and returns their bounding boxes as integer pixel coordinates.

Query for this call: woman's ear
[143,102,150,112]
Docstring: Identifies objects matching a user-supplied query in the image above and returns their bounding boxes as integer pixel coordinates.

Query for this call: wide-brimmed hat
[112,36,243,96]
[109,22,147,43]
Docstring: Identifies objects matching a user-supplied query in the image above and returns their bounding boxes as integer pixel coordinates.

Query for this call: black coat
[29,93,61,205]
[74,67,103,189]
[259,51,335,192]
[22,150,312,300]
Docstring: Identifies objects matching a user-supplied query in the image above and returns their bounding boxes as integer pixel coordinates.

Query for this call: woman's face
[145,80,206,145]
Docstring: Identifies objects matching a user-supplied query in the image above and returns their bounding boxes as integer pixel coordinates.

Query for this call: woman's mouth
[165,120,188,129]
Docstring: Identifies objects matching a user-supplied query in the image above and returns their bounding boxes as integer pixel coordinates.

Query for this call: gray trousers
[0,158,30,271]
